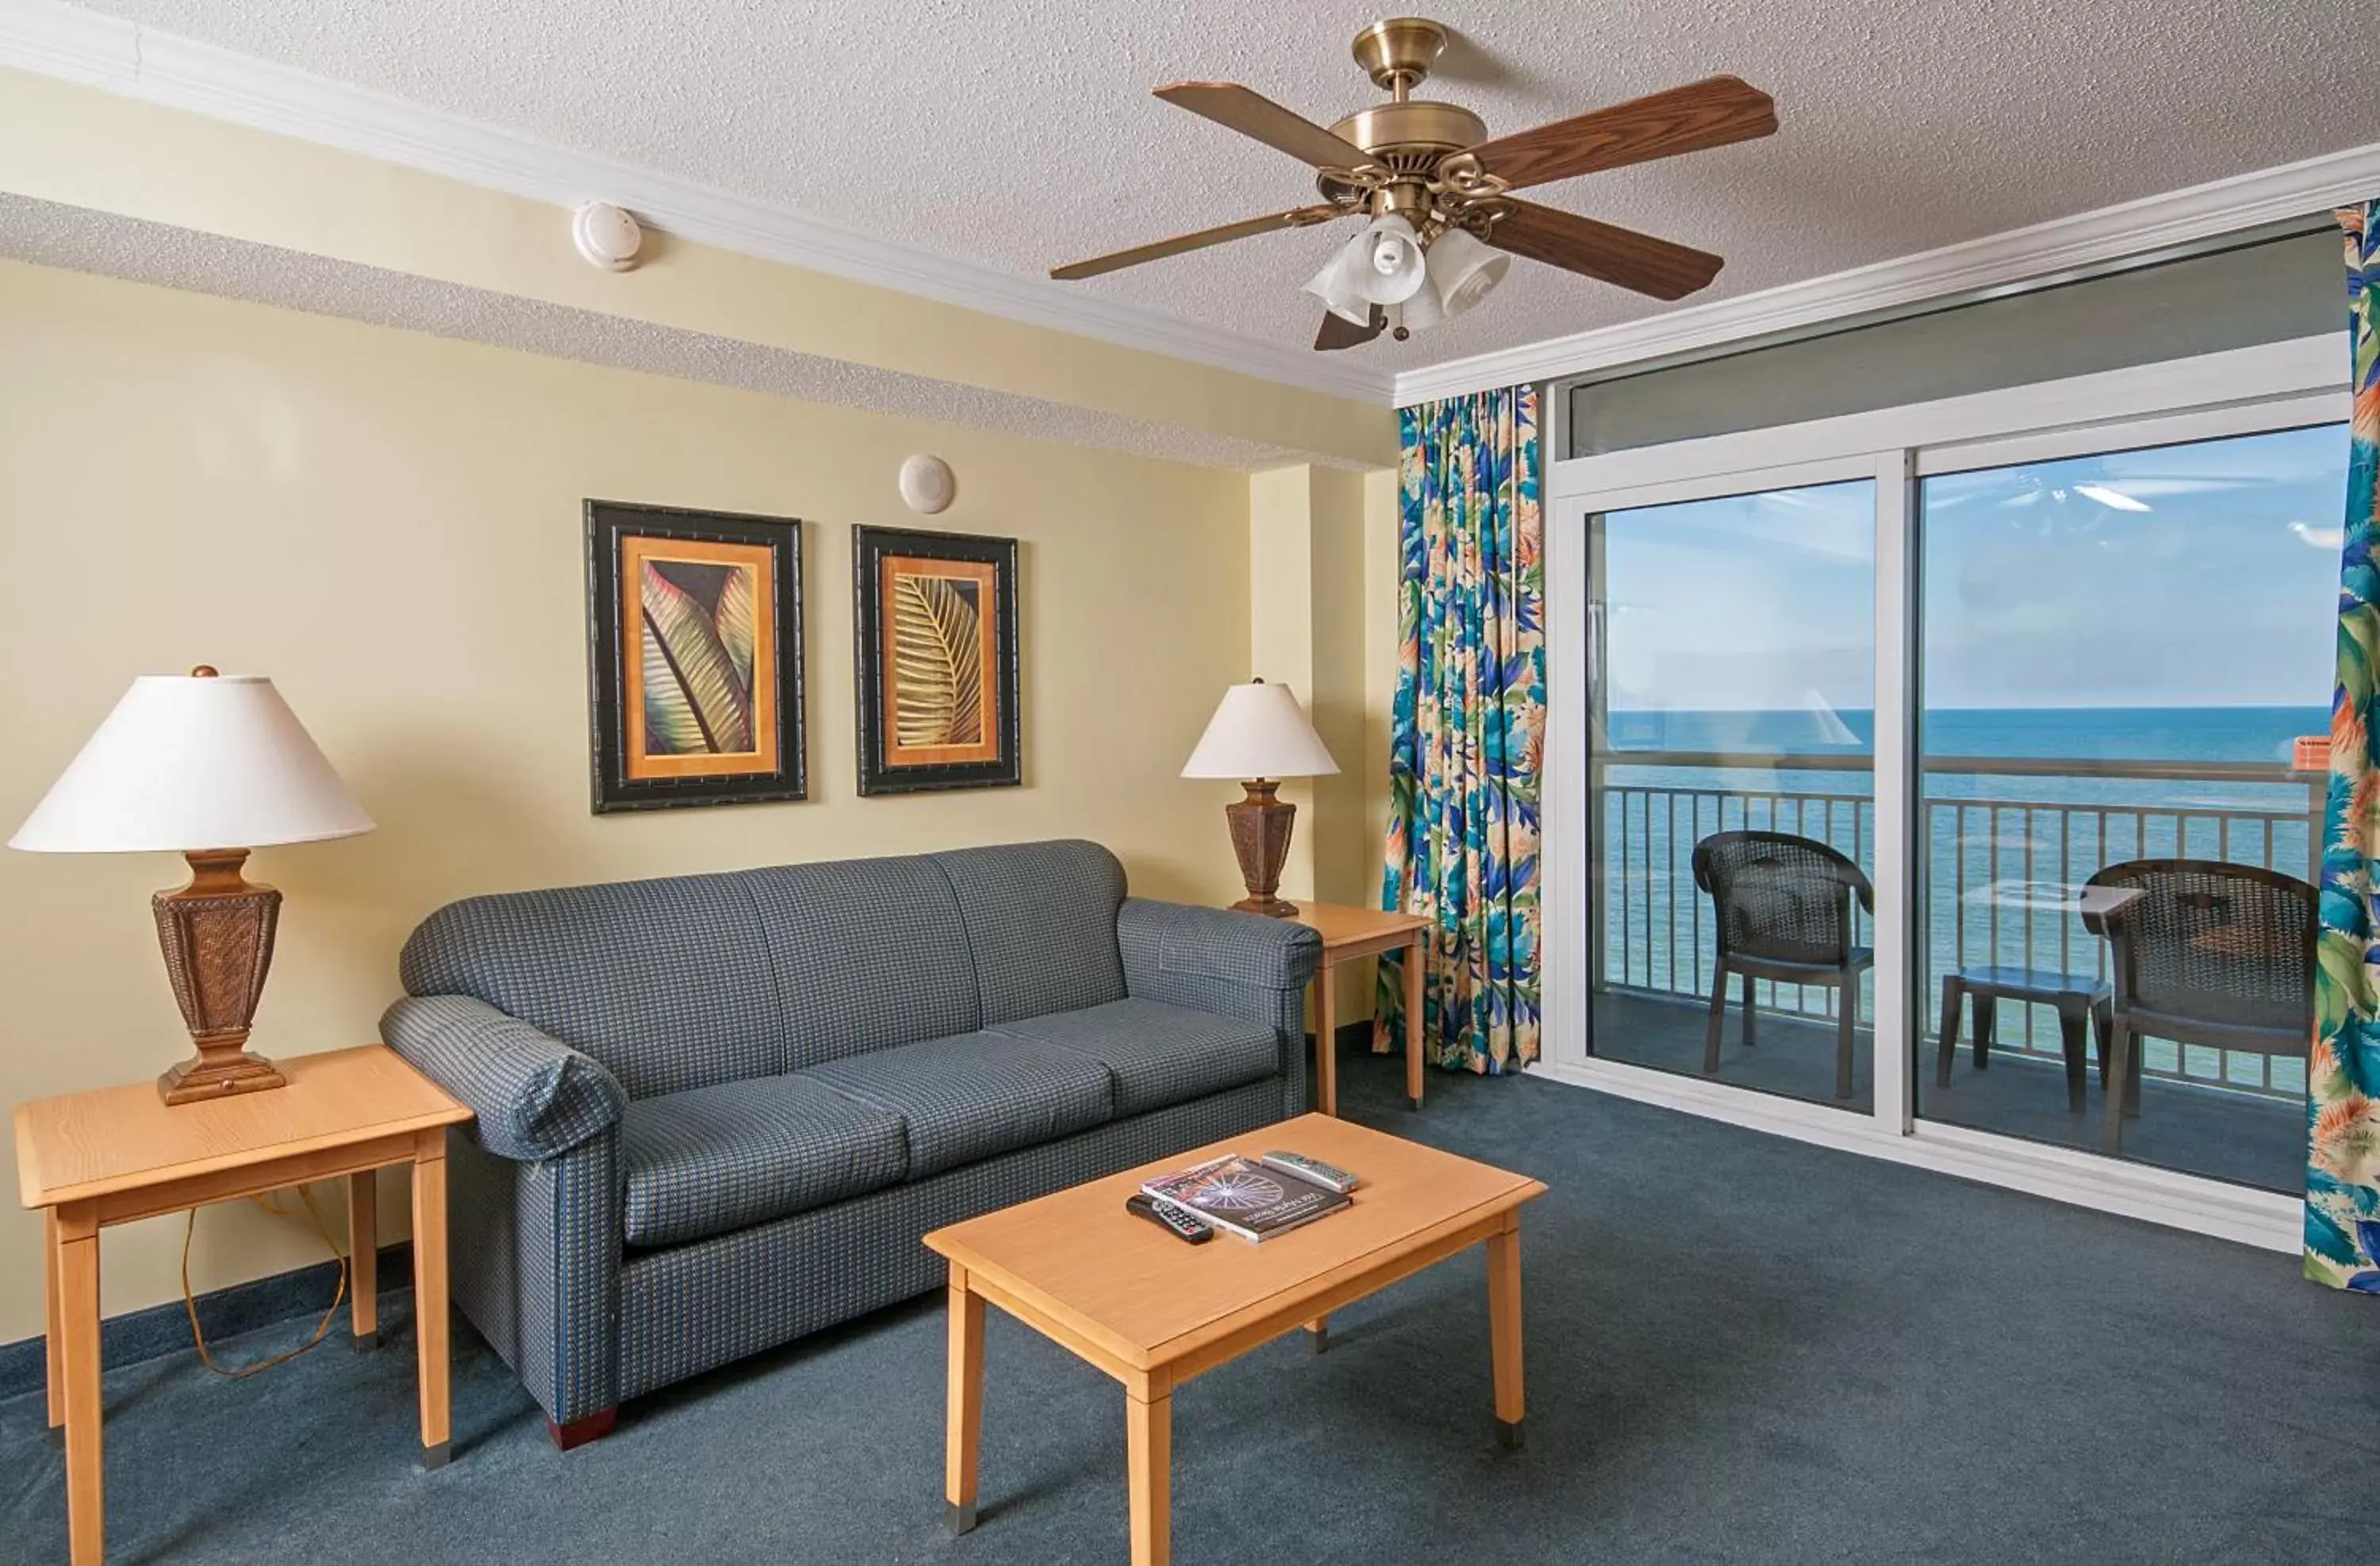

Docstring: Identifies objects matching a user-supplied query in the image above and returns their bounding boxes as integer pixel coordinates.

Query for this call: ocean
[1592,704,2324,1093]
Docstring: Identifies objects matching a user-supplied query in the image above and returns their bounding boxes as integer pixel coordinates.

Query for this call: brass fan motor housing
[1317,99,1488,206]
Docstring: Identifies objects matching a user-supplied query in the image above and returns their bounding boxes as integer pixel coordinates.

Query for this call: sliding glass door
[1584,479,1878,1111]
[1914,424,2347,1190]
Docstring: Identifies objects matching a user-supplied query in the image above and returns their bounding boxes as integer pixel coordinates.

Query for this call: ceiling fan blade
[1461,75,1775,190]
[1484,201,1724,300]
[1154,81,1373,170]
[1050,205,1347,281]
[1315,305,1387,351]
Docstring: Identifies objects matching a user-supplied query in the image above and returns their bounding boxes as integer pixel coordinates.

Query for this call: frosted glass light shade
[1426,226,1510,319]
[11,674,374,853]
[1303,252,1374,325]
[1180,681,1340,781]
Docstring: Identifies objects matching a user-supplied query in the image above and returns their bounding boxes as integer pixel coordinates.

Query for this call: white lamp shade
[1303,251,1375,325]
[1181,681,1340,780]
[1426,226,1510,319]
[1349,215,1429,305]
[11,674,374,854]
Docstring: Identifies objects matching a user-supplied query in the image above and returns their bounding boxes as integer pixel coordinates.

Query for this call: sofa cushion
[932,840,1127,1025]
[802,1033,1115,1177]
[620,1073,909,1249]
[400,870,781,1099]
[746,855,981,1069]
[985,999,1281,1117]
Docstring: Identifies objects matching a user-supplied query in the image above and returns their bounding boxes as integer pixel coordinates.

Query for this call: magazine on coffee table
[1140,1153,1351,1242]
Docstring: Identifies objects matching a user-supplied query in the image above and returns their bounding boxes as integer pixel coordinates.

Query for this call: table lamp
[10,668,374,1103]
[1181,679,1339,917]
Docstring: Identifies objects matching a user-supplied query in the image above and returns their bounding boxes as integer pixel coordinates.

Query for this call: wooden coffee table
[923,1114,1546,1564]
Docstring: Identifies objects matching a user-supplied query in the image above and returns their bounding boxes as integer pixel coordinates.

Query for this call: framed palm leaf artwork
[585,500,805,812]
[853,524,1020,795]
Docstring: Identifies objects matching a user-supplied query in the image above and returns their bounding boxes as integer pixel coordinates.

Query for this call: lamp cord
[179,1185,351,1380]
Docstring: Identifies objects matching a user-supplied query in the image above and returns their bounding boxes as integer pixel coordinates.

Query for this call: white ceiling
[40,0,2380,374]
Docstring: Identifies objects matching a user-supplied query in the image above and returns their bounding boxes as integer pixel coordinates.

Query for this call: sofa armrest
[381,995,626,1161]
[1118,897,1323,992]
[1119,900,1321,1116]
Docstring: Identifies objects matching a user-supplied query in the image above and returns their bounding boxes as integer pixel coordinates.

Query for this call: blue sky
[1600,424,2348,713]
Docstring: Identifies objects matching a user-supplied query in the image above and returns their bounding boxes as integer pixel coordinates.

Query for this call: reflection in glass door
[1586,480,1878,1111]
[1914,425,2347,1190]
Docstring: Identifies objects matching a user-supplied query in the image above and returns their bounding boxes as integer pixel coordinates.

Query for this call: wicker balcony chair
[1691,830,1875,1099]
[2080,858,2317,1157]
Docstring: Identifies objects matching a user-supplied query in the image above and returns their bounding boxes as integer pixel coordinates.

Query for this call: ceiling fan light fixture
[1303,253,1375,324]
[1425,226,1511,319]
[1349,215,1429,305]
[1398,279,1446,335]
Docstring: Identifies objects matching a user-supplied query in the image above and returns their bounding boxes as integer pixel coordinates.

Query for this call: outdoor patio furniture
[1692,830,1874,1099]
[1936,965,2114,1113]
[2081,858,2317,1157]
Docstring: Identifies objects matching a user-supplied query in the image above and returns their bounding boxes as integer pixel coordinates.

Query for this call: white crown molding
[0,0,1398,405]
[1395,139,2380,406]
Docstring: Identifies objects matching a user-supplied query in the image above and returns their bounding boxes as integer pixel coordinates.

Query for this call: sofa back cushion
[399,871,782,1100]
[747,854,982,1069]
[933,840,1127,1025]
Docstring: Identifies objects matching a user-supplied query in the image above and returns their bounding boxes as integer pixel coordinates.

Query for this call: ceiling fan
[1050,17,1777,351]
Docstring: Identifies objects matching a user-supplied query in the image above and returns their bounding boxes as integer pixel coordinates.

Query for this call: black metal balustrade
[1592,751,2320,1101]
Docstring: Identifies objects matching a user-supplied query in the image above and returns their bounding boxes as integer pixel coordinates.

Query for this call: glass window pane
[1914,424,2347,1192]
[1565,233,2339,458]
[1587,479,1875,1112]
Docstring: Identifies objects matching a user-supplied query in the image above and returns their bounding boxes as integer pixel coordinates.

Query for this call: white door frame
[1538,334,2349,1253]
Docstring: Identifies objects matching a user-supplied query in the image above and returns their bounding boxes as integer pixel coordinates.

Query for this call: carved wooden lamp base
[152,847,287,1105]
[1225,779,1299,919]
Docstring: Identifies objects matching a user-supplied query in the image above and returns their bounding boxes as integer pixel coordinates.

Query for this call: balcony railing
[1591,750,2320,1100]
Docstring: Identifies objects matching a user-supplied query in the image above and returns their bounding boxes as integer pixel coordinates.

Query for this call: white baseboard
[1528,1056,2301,1253]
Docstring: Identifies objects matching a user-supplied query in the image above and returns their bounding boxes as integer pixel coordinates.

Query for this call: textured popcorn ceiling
[48,1,2380,369]
[0,194,1334,470]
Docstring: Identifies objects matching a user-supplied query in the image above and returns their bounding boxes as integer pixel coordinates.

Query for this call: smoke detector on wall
[899,454,957,515]
[572,202,643,271]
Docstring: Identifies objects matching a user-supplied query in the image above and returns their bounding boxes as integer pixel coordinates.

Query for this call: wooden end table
[14,1044,473,1566]
[1285,900,1429,1116]
[924,1113,1545,1565]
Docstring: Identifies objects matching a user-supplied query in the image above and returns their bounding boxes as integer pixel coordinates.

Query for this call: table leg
[1315,961,1338,1117]
[56,1207,102,1566]
[1403,932,1426,1110]
[44,1207,64,1434]
[348,1169,379,1350]
[1303,1316,1329,1354]
[1487,1217,1525,1451]
[945,1266,985,1535]
[1127,1387,1172,1566]
[410,1132,451,1468]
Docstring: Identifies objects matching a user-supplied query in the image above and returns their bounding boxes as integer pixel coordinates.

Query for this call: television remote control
[1126,1193,1213,1243]
[1260,1151,1361,1194]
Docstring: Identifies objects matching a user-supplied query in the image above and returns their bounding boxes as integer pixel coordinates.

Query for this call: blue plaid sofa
[381,839,1320,1444]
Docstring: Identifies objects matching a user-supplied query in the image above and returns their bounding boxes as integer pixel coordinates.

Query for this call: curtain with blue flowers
[1374,386,1545,1076]
[2311,202,2380,1290]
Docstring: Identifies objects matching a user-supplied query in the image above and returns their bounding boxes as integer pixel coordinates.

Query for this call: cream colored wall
[0,68,1395,471]
[1243,464,1404,1025]
[0,257,1264,1345]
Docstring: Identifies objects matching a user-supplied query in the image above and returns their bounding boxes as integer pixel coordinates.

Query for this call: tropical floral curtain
[1374,386,1545,1076]
[2309,200,2380,1291]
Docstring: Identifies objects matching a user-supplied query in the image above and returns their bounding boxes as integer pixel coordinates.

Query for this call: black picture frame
[852,524,1021,796]
[585,499,806,813]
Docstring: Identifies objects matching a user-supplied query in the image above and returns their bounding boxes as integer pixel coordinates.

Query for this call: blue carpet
[2,1052,2367,1564]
